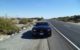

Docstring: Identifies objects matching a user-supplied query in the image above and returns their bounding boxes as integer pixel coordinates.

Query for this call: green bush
[0,18,20,35]
[19,18,33,24]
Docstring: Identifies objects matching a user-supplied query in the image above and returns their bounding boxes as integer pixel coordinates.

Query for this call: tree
[72,15,80,23]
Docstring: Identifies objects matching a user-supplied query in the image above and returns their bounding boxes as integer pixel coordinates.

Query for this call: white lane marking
[49,22,80,50]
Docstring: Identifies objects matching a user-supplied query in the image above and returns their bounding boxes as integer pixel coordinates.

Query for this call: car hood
[33,26,50,29]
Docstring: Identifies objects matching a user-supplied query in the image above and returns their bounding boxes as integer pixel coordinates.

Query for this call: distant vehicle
[32,22,52,37]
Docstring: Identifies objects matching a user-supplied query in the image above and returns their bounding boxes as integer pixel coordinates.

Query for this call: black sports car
[32,22,52,37]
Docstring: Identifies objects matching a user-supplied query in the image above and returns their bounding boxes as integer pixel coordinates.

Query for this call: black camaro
[32,22,52,37]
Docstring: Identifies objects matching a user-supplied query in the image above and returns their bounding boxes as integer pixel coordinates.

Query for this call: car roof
[36,21,48,23]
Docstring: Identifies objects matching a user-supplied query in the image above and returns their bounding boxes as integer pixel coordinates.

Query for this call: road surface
[48,20,80,50]
[0,20,76,50]
[47,20,73,50]
[0,27,49,50]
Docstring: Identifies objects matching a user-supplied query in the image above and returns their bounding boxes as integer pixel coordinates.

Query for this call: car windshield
[35,22,49,26]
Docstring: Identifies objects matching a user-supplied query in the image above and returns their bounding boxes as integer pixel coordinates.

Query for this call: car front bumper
[32,32,51,37]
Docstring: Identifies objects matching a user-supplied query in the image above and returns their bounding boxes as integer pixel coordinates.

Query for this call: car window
[35,22,49,26]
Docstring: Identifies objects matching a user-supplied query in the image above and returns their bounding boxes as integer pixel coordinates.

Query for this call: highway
[47,20,74,50]
[0,20,78,50]
[48,20,80,50]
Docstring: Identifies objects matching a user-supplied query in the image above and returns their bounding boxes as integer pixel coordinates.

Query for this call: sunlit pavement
[47,20,80,50]
[0,21,76,50]
[47,22,73,50]
[0,26,49,50]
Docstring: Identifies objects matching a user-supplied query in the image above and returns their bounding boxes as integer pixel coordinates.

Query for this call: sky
[0,0,80,19]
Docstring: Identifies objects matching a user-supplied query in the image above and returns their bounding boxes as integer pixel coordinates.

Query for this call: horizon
[0,14,78,19]
[0,0,80,19]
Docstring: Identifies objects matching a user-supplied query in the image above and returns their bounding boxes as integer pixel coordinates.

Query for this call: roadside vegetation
[0,17,43,35]
[51,15,80,23]
[0,17,20,35]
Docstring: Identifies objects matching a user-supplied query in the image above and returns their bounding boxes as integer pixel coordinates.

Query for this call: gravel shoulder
[0,26,49,50]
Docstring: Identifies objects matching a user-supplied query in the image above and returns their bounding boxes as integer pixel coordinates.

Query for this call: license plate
[40,33,44,35]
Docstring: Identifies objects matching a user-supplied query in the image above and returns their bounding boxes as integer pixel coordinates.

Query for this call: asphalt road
[47,20,74,50]
[0,27,49,50]
[0,20,77,50]
[48,20,80,50]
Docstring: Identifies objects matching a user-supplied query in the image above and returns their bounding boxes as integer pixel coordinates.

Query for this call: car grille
[36,29,48,33]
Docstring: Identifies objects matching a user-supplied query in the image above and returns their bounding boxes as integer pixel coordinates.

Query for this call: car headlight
[33,29,36,31]
[48,29,51,31]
